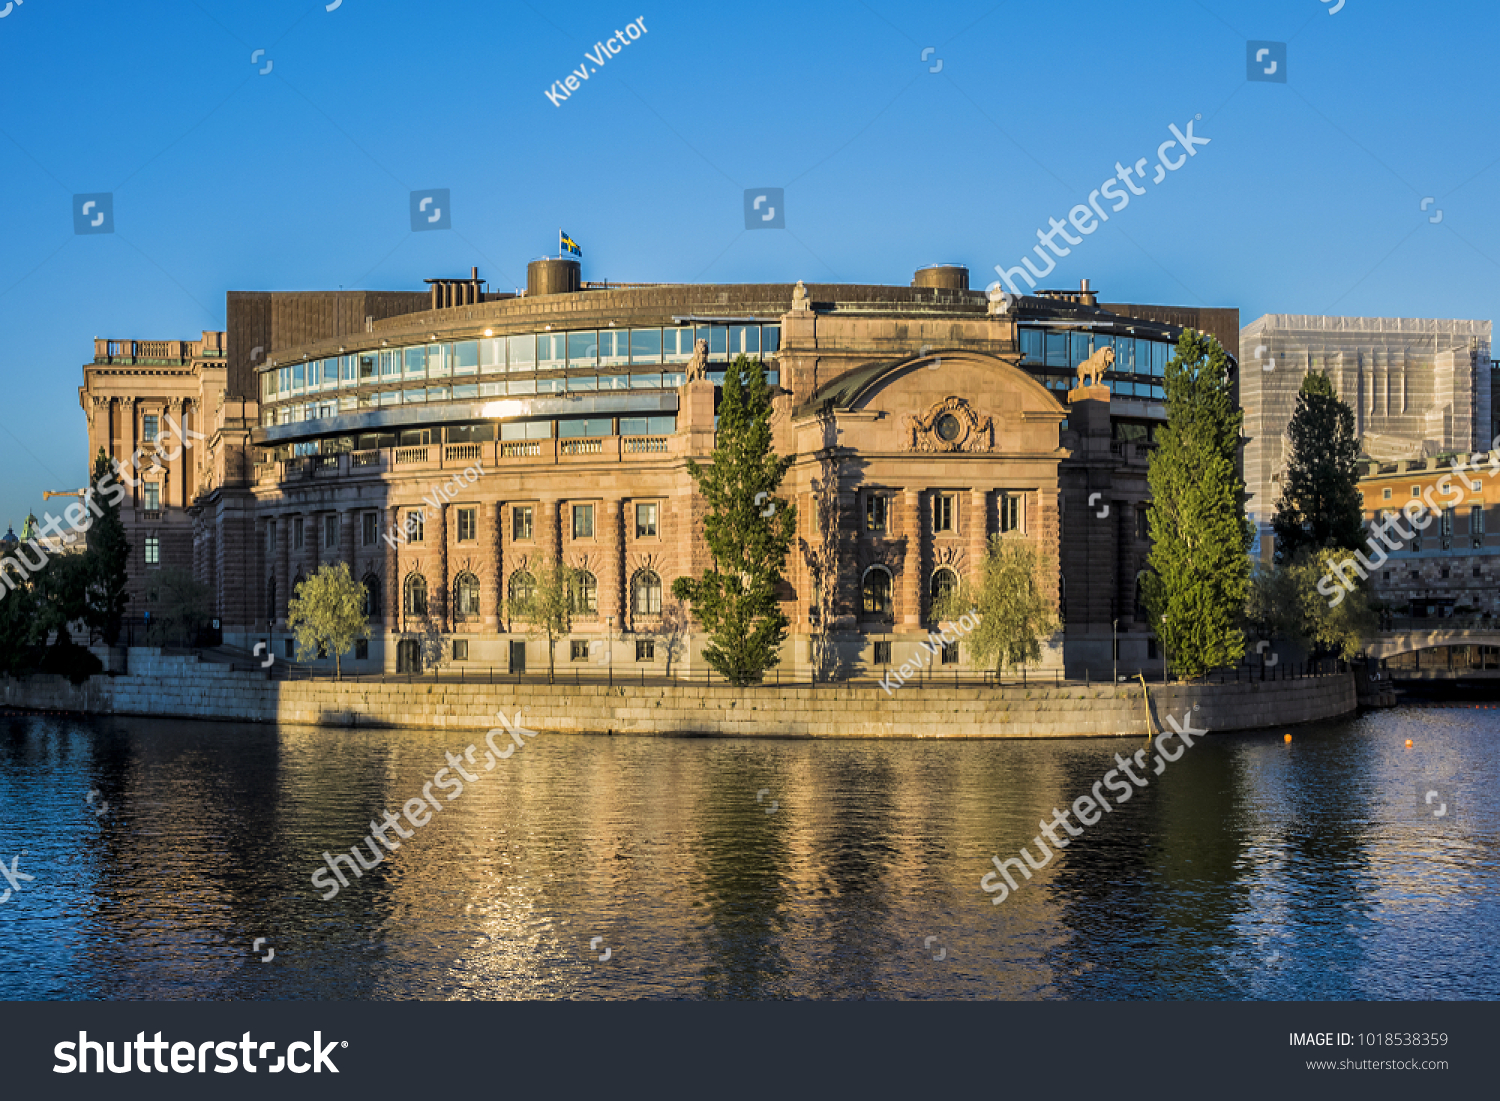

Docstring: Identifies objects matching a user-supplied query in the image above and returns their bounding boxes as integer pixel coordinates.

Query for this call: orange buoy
[1405,739,1413,747]
[1284,733,1292,743]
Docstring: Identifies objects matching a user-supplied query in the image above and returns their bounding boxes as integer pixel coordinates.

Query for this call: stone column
[121,399,138,507]
[308,507,321,574]
[385,506,400,631]
[274,515,290,629]
[969,487,988,574]
[900,489,922,628]
[540,497,559,563]
[436,502,450,631]
[604,499,624,630]
[489,501,504,631]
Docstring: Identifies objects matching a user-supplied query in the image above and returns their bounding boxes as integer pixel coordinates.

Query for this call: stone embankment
[0,649,1359,738]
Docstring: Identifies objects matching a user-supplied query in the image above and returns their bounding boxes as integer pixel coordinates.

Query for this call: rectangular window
[538,333,566,369]
[144,533,160,566]
[567,330,598,367]
[762,325,780,354]
[324,514,338,549]
[341,355,357,383]
[635,639,655,662]
[573,503,594,539]
[142,414,159,442]
[630,327,663,363]
[480,337,504,372]
[458,507,476,542]
[1136,506,1149,541]
[513,506,534,541]
[362,512,377,546]
[636,502,658,538]
[1020,328,1043,362]
[1382,487,1393,500]
[1441,508,1454,535]
[405,511,424,542]
[866,494,888,533]
[355,638,369,660]
[453,341,479,375]
[999,493,1021,534]
[934,494,955,534]
[507,334,536,370]
[1472,505,1485,547]
[285,638,295,659]
[144,483,160,511]
[426,344,451,378]
[600,329,630,365]
[570,640,589,662]
[452,639,469,661]
[558,417,611,437]
[941,642,959,664]
[873,640,891,665]
[294,517,304,549]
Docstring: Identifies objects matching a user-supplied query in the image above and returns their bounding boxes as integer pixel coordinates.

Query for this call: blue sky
[0,0,1495,527]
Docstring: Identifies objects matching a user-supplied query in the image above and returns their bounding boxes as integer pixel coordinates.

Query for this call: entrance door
[509,640,526,674]
[397,639,422,674]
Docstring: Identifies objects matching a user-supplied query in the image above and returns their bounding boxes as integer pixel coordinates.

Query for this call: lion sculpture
[1075,346,1114,388]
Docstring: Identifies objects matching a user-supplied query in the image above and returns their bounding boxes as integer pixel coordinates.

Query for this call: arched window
[930,567,958,609]
[862,566,893,617]
[454,572,480,617]
[362,574,382,620]
[632,570,662,615]
[404,573,428,617]
[571,569,598,614]
[266,576,277,622]
[509,570,535,607]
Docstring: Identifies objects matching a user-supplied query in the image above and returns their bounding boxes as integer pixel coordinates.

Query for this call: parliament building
[78,259,1239,679]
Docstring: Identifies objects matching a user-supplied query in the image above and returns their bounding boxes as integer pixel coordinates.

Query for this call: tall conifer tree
[673,355,796,685]
[1271,372,1364,563]
[1140,330,1251,678]
[85,448,130,645]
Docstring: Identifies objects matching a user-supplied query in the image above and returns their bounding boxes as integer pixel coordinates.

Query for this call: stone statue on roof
[987,284,1016,316]
[685,339,710,383]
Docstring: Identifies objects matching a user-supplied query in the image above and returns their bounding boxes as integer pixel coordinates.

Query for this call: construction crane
[42,490,85,500]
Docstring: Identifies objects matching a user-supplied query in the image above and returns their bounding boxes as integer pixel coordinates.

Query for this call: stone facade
[83,268,1235,680]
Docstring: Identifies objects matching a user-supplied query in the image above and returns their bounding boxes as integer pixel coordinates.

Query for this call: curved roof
[793,349,1063,418]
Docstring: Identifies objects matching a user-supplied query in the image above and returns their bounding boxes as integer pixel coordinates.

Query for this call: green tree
[1272,373,1364,563]
[1140,329,1252,679]
[1248,549,1377,662]
[933,535,1058,676]
[286,562,369,679]
[33,552,92,646]
[0,567,41,676]
[85,448,131,645]
[150,566,211,647]
[672,355,797,685]
[506,557,575,684]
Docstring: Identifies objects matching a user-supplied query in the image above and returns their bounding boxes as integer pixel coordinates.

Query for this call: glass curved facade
[258,323,781,427]
[1017,326,1171,402]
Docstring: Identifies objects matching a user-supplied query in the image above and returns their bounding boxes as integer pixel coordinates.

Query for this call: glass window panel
[767,369,780,387]
[663,328,691,362]
[619,417,650,436]
[707,370,727,386]
[479,381,504,397]
[292,363,305,391]
[426,386,450,401]
[404,347,425,377]
[340,356,356,383]
[599,330,629,364]
[526,420,551,439]
[1044,333,1068,367]
[630,327,662,363]
[630,373,662,389]
[379,390,400,406]
[480,338,504,371]
[567,330,598,367]
[403,389,427,404]
[427,344,451,377]
[538,333,566,368]
[649,415,676,434]
[359,392,377,408]
[761,325,780,354]
[568,375,598,392]
[504,334,532,369]
[509,377,536,395]
[452,383,478,400]
[379,350,399,377]
[1071,332,1093,365]
[454,340,479,374]
[359,354,376,380]
[261,373,276,400]
[536,376,565,394]
[598,374,628,391]
[1020,329,1043,361]
[709,325,727,357]
[663,371,685,388]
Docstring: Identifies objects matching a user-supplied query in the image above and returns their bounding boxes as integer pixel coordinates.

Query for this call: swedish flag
[560,230,581,258]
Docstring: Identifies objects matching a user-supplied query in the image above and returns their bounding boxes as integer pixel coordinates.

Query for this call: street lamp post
[1160,614,1168,685]
[1112,617,1118,685]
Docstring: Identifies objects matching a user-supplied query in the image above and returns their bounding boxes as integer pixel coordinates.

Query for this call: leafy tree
[672,355,797,685]
[286,562,369,679]
[32,553,92,646]
[150,566,212,647]
[933,535,1058,676]
[0,569,41,676]
[1272,373,1364,563]
[1140,330,1252,679]
[85,448,130,645]
[506,558,575,684]
[1249,550,1377,662]
[798,455,849,681]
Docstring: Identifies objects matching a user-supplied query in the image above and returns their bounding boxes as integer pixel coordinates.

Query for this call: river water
[0,705,1495,1000]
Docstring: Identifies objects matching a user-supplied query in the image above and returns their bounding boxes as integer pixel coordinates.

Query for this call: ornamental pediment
[904,397,993,453]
